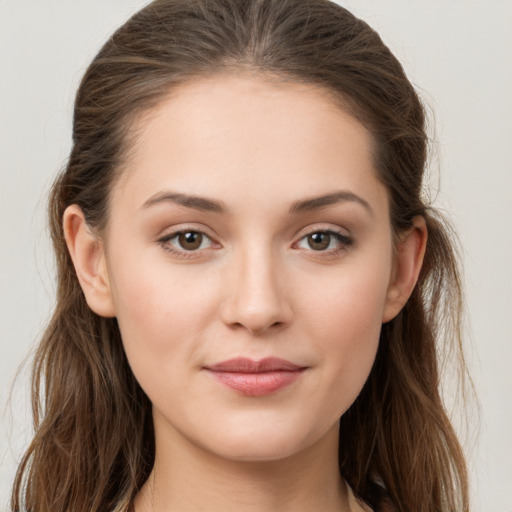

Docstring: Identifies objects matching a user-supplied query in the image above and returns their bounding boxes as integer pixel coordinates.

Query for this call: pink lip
[204,357,307,397]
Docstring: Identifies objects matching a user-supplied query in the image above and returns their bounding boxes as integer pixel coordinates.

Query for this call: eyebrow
[140,189,373,216]
[289,191,373,217]
[141,191,225,213]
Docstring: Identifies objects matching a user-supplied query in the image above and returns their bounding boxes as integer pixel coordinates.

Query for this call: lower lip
[206,369,305,396]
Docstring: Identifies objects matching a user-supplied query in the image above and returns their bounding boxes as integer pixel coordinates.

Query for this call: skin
[64,74,426,512]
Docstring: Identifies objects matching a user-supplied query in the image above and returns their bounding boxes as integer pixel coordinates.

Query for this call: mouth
[203,357,308,397]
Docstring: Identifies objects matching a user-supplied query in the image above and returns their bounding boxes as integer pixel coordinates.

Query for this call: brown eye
[159,229,216,256]
[307,232,331,251]
[296,229,353,254]
[178,231,203,250]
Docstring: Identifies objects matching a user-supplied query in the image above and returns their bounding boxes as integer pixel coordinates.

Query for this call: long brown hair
[12,1,470,511]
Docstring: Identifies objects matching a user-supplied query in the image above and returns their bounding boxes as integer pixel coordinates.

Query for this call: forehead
[111,73,387,216]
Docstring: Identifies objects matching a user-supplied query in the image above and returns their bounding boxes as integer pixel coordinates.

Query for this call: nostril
[228,319,285,334]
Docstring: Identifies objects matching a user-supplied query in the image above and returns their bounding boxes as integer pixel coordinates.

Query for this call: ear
[63,204,116,317]
[382,216,427,323]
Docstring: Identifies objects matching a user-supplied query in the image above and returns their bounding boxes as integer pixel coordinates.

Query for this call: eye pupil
[178,231,203,250]
[308,232,330,250]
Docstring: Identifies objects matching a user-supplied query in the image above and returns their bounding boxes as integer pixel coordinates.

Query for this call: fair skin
[64,74,426,512]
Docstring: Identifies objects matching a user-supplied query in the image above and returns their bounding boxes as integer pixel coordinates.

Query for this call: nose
[220,245,293,334]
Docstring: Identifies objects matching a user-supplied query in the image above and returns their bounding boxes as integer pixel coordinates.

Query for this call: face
[101,75,397,461]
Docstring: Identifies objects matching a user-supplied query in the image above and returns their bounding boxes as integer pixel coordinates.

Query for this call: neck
[134,420,349,512]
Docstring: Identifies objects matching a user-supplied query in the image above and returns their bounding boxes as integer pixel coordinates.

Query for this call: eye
[160,230,214,253]
[295,230,352,252]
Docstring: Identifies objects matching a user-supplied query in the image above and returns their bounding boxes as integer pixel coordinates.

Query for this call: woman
[11,0,469,511]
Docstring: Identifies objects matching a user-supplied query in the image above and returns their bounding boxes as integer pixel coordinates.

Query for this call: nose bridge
[221,236,291,333]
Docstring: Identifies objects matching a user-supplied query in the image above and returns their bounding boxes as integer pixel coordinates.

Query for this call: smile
[204,357,308,397]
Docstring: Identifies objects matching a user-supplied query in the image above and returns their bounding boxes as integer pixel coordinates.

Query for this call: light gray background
[1,1,511,511]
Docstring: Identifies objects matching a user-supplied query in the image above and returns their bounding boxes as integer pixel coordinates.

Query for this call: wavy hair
[12,1,469,511]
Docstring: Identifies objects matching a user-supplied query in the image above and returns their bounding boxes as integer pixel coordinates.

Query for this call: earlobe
[382,216,427,323]
[63,205,116,318]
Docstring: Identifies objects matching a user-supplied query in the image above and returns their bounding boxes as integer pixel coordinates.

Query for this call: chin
[193,415,334,463]
[214,437,300,462]
[209,443,306,464]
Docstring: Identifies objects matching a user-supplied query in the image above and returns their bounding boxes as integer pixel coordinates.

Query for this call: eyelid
[156,224,222,258]
[293,224,352,242]
[156,222,219,242]
[155,223,353,260]
[292,224,354,254]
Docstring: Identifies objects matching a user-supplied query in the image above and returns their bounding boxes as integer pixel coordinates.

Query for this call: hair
[12,1,470,511]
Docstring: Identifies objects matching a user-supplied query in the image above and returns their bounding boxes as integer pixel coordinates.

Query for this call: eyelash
[157,227,353,259]
[293,228,353,258]
[157,229,218,259]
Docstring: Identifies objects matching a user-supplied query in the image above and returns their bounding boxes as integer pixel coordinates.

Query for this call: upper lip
[205,357,305,373]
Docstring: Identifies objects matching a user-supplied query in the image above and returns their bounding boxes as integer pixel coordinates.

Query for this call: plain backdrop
[1,1,511,511]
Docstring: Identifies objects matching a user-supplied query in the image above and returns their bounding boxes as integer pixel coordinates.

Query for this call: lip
[204,357,307,397]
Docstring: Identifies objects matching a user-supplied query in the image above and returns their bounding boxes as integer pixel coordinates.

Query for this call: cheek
[107,253,219,384]
[300,253,390,344]
[297,257,391,413]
